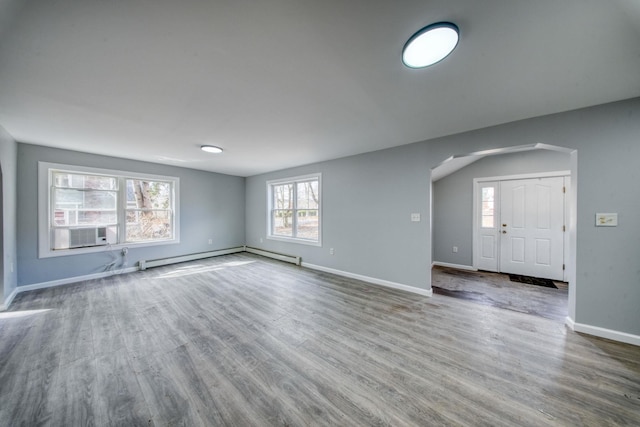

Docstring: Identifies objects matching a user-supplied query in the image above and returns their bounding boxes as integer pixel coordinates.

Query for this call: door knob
[502,224,507,227]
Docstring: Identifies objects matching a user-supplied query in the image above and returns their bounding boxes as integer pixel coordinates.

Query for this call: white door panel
[535,239,551,265]
[481,235,495,260]
[536,186,551,228]
[511,185,526,228]
[499,177,564,280]
[509,237,525,263]
[474,182,499,272]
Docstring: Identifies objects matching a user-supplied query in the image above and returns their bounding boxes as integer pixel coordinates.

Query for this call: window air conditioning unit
[69,227,108,248]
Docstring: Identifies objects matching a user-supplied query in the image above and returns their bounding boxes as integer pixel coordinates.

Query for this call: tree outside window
[269,175,320,244]
[126,180,173,242]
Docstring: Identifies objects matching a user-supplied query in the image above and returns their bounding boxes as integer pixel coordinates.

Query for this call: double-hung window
[267,174,321,246]
[39,162,179,257]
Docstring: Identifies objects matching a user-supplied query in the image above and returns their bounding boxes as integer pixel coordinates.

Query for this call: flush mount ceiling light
[402,22,459,68]
[201,145,223,154]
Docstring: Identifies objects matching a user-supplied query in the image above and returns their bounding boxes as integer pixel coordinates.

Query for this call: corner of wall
[0,126,18,306]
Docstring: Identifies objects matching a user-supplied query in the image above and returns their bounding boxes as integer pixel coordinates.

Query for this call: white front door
[473,175,566,281]
[499,177,565,280]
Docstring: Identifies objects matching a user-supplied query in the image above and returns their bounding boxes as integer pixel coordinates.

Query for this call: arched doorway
[430,143,577,325]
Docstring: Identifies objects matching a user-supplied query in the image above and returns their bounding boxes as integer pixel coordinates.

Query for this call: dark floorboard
[432,265,568,321]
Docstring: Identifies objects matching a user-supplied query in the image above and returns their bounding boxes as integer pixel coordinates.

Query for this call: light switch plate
[411,213,421,222]
[595,213,617,227]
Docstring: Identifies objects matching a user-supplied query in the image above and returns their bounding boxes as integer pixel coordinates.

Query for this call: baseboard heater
[138,246,301,271]
[138,247,245,270]
[244,246,301,265]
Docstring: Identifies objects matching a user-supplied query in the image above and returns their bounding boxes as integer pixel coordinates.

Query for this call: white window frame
[267,173,322,246]
[38,162,180,258]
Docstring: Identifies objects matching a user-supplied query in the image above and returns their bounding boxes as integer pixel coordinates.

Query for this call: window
[267,174,321,245]
[39,162,179,258]
[481,187,495,228]
[125,179,173,242]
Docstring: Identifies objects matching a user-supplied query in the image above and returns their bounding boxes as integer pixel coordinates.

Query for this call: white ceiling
[1,0,639,177]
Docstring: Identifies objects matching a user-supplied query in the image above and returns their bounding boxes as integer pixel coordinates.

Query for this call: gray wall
[0,126,18,305]
[17,143,246,286]
[246,97,640,337]
[433,150,571,266]
[246,142,431,290]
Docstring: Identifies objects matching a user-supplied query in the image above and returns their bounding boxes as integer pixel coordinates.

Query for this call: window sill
[38,238,179,259]
[267,235,322,247]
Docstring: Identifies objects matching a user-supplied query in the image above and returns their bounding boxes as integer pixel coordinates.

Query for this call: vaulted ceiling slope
[1,0,639,177]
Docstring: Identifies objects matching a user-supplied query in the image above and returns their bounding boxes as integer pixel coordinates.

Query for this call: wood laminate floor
[431,266,569,321]
[1,253,639,426]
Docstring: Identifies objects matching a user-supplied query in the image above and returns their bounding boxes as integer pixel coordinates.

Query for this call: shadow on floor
[431,266,568,322]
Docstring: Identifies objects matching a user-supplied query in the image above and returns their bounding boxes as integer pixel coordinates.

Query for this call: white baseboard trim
[431,261,478,271]
[566,317,640,347]
[431,261,477,271]
[1,288,19,311]
[565,316,575,330]
[301,262,432,297]
[15,267,139,295]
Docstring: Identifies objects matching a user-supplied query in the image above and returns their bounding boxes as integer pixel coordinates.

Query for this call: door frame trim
[472,170,570,278]
[473,170,570,184]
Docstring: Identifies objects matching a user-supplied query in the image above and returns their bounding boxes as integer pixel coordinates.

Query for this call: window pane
[297,180,319,209]
[54,189,117,210]
[273,184,293,209]
[482,187,494,202]
[296,209,318,240]
[481,201,494,216]
[127,180,171,209]
[53,172,117,190]
[481,187,494,228]
[53,188,117,226]
[272,209,293,236]
[126,210,172,242]
[54,210,117,226]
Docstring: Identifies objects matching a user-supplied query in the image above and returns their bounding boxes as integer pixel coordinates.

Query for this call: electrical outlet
[453,246,458,253]
[330,248,335,255]
[411,213,421,222]
[595,213,617,227]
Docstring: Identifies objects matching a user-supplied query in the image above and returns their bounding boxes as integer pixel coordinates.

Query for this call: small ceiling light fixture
[201,145,223,154]
[402,22,459,68]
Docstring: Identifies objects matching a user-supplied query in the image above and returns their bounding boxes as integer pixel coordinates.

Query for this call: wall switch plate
[411,213,421,222]
[595,213,618,227]
[453,246,458,253]
[208,238,213,244]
